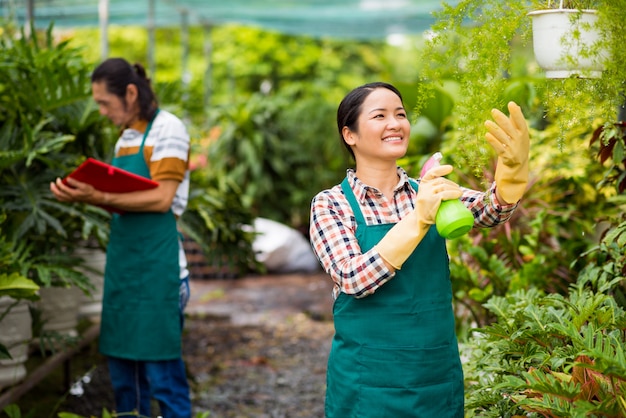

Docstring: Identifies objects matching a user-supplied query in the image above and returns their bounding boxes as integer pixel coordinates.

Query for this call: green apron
[100,111,182,361]
[325,178,464,418]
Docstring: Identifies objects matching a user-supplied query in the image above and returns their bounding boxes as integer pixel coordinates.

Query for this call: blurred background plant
[0,212,39,360]
[0,25,113,293]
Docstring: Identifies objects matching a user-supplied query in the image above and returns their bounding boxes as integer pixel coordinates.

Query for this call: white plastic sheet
[251,218,320,274]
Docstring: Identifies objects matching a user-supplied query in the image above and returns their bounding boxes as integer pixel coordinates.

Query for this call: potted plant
[0,25,115,350]
[0,212,40,390]
[416,0,626,165]
[528,0,606,78]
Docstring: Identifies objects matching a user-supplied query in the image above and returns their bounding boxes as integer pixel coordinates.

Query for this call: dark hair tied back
[133,63,150,84]
[92,58,158,121]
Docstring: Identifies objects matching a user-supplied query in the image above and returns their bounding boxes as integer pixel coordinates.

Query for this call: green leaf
[0,273,39,299]
[2,404,21,418]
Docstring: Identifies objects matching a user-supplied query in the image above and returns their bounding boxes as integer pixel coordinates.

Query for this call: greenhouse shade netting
[4,0,459,40]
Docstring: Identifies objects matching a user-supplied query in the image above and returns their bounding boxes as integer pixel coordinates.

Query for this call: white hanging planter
[528,1,607,79]
[0,297,32,390]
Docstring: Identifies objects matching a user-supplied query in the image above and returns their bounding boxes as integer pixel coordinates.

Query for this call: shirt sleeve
[149,113,190,183]
[309,190,395,299]
[461,181,518,227]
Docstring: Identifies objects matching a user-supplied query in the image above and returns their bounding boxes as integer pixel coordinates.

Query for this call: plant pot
[36,286,82,339]
[74,247,106,322]
[528,8,607,79]
[0,297,32,390]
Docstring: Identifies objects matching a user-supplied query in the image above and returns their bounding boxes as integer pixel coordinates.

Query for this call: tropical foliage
[464,280,626,417]
[0,25,113,292]
[199,87,346,229]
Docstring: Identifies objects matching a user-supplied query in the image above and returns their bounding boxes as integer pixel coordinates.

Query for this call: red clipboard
[64,158,158,213]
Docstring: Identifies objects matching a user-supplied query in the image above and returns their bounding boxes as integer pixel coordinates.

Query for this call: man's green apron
[325,178,464,418]
[100,111,182,361]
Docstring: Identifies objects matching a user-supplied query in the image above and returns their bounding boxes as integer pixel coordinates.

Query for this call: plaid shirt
[309,167,517,300]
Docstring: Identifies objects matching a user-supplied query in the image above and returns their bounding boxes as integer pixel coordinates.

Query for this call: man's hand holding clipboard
[52,158,158,214]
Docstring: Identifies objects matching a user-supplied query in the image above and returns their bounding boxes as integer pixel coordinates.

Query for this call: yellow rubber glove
[485,101,530,204]
[374,165,463,270]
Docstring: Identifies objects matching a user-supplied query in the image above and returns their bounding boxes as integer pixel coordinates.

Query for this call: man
[51,57,192,418]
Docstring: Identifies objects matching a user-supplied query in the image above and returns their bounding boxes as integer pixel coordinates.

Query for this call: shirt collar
[345,167,413,203]
[127,119,149,133]
[120,119,149,140]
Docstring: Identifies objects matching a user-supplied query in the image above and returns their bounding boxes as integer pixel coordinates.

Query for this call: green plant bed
[463,276,626,416]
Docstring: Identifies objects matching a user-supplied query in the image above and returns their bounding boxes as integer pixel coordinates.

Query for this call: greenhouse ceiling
[4,0,459,40]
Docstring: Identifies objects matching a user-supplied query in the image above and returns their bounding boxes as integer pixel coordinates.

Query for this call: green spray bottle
[420,152,474,239]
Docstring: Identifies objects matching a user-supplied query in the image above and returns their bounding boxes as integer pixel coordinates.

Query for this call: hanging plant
[528,0,607,79]
[417,0,626,168]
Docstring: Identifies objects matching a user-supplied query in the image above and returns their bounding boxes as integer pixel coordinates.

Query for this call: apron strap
[138,108,160,153]
[341,176,420,227]
[340,177,366,226]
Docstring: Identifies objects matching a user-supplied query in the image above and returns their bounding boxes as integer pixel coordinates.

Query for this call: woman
[50,58,192,418]
[309,82,529,417]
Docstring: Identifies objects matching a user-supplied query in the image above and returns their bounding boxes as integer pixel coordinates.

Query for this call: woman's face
[344,88,411,163]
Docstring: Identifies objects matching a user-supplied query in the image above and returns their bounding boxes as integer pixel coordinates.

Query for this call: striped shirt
[116,109,190,217]
[116,109,191,279]
[309,167,517,300]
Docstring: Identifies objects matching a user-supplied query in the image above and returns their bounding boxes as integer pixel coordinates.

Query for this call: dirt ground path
[57,272,335,417]
[185,272,335,418]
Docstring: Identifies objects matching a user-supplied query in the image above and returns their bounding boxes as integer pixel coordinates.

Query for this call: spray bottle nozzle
[419,152,474,239]
[420,152,444,178]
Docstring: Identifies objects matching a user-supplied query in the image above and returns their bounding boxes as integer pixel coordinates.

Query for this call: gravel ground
[59,273,335,418]
[186,311,333,417]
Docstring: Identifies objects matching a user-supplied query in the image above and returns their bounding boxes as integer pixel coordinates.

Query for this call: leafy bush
[463,276,626,417]
[201,86,347,231]
[0,25,114,291]
[178,174,262,279]
[454,105,626,417]
[0,212,39,360]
